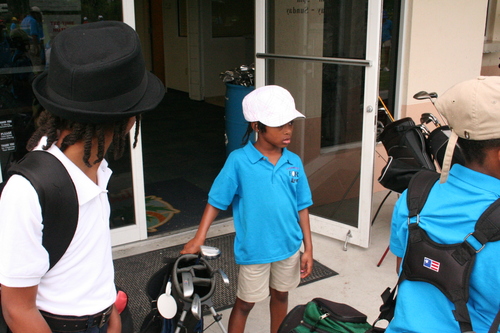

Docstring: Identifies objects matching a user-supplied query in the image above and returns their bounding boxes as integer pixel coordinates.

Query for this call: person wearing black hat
[0,21,165,332]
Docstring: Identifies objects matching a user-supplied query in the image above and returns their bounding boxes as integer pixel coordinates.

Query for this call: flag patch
[423,257,440,272]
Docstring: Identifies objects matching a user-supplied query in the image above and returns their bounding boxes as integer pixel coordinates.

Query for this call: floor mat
[144,178,232,234]
[114,233,338,332]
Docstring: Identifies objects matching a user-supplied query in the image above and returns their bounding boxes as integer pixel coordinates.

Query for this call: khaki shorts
[236,251,301,303]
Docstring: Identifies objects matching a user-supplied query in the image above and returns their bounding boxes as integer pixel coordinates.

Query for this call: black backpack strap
[6,151,78,270]
[406,169,440,218]
[489,308,500,333]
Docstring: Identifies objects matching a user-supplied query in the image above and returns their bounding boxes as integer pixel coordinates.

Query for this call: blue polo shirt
[21,15,44,41]
[208,142,313,265]
[388,164,500,333]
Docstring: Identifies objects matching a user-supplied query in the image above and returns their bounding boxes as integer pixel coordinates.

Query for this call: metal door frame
[255,0,383,248]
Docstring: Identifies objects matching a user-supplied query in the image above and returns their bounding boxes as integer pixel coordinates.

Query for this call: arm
[180,203,220,254]
[1,285,52,333]
[396,257,402,274]
[298,208,313,279]
[106,305,122,333]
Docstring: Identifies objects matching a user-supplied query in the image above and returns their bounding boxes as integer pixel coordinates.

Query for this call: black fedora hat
[33,21,165,123]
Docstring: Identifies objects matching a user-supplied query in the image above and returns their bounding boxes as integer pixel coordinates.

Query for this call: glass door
[255,0,382,247]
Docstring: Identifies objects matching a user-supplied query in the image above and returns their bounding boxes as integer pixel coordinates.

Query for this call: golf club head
[181,271,194,298]
[417,124,431,135]
[200,245,221,260]
[217,269,230,285]
[413,91,433,100]
[191,293,201,320]
[420,113,441,127]
[415,91,438,99]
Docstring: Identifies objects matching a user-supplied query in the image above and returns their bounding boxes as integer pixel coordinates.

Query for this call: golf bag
[377,117,464,193]
[277,298,373,333]
[140,256,209,333]
[377,117,435,193]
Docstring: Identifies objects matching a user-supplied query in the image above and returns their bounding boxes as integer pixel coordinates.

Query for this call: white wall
[163,0,190,92]
[160,0,253,98]
[199,0,253,99]
[399,0,488,120]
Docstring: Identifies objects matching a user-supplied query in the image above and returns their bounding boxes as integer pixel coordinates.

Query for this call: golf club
[191,293,201,320]
[200,245,221,260]
[417,124,431,136]
[413,90,438,102]
[217,269,230,285]
[157,280,177,319]
[420,113,441,127]
[413,90,447,125]
[181,271,194,298]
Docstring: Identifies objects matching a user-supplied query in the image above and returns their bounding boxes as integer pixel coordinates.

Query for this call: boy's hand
[180,238,203,254]
[300,251,313,279]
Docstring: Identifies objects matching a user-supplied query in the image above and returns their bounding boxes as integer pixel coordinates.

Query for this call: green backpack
[279,298,373,333]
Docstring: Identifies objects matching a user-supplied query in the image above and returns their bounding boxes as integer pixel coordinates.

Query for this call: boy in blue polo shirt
[181,85,313,333]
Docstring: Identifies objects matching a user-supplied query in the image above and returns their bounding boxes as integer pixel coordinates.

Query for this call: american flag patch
[423,257,440,272]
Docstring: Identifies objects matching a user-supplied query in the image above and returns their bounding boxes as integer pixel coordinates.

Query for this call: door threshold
[112,218,234,260]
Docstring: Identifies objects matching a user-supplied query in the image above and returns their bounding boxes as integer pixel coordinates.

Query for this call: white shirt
[0,138,116,315]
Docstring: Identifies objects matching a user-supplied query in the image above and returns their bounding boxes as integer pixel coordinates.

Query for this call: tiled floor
[113,190,399,333]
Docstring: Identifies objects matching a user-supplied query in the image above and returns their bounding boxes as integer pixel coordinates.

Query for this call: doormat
[144,178,232,234]
[114,233,338,332]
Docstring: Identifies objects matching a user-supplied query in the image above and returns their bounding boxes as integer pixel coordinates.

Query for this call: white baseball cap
[242,85,305,127]
[435,76,500,182]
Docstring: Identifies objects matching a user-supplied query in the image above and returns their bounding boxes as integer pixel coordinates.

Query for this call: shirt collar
[242,142,293,166]
[450,163,500,196]
[35,137,113,206]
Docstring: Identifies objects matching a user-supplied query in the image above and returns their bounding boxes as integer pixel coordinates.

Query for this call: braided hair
[242,121,266,145]
[27,110,141,167]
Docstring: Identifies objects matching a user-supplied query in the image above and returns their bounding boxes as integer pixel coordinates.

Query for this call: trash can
[224,83,255,155]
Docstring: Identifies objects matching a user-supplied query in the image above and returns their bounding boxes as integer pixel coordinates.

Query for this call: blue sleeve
[207,156,238,210]
[390,190,409,259]
[297,162,313,211]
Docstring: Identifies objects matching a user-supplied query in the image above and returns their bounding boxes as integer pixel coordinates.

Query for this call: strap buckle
[464,233,485,253]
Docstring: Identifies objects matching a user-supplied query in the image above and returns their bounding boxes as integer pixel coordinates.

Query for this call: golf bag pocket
[427,126,465,170]
[378,157,426,193]
[278,298,372,333]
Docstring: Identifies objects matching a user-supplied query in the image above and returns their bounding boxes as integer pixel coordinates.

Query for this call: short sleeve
[0,175,48,287]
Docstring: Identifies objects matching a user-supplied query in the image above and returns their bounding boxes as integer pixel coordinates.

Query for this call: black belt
[40,305,113,332]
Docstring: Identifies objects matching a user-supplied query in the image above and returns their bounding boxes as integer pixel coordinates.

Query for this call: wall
[482,0,500,76]
[199,0,253,99]
[400,0,488,122]
[156,0,253,99]
[134,0,152,71]
[163,0,189,92]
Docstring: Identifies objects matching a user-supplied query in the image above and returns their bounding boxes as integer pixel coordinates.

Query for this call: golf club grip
[192,277,211,286]
[176,264,207,273]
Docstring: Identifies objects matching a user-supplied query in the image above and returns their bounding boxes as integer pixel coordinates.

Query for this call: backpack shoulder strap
[5,151,78,270]
[406,169,440,218]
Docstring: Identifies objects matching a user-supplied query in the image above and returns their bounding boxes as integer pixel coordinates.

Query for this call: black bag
[278,298,373,333]
[377,117,435,193]
[427,125,465,169]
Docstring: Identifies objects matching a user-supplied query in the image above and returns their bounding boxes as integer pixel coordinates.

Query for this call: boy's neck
[253,141,283,165]
[56,129,112,184]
